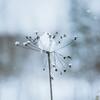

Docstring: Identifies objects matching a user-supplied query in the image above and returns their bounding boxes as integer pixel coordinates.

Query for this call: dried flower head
[15,32,77,100]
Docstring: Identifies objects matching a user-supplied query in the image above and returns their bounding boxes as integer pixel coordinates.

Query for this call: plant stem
[47,51,53,100]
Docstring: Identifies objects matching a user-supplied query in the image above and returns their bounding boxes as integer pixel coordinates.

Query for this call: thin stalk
[47,51,53,100]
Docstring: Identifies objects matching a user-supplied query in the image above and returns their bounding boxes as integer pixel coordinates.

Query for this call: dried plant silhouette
[15,32,77,100]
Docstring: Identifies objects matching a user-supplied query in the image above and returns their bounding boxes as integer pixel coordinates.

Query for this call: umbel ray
[15,32,77,100]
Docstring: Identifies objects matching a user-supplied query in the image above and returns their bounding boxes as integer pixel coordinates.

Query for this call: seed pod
[36,32,38,35]
[23,42,28,46]
[58,41,60,44]
[69,64,72,68]
[47,33,50,35]
[64,69,66,72]
[29,36,32,38]
[53,65,55,67]
[15,41,20,46]
[55,69,58,72]
[52,35,55,39]
[74,36,77,40]
[67,56,72,60]
[63,57,66,59]
[43,68,45,71]
[37,36,40,40]
[56,32,58,34]
[63,34,66,37]
[60,36,63,39]
[26,36,28,39]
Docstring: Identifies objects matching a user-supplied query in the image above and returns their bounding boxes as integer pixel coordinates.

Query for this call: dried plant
[15,32,77,100]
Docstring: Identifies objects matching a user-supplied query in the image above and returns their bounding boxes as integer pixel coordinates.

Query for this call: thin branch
[47,52,53,100]
[17,45,40,52]
[26,45,41,51]
[55,51,64,58]
[26,36,42,50]
[55,52,65,68]
[55,51,72,60]
[55,52,69,67]
[52,40,74,52]
[54,52,57,67]
[29,43,41,50]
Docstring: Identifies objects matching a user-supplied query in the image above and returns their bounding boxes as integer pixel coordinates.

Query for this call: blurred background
[0,0,100,100]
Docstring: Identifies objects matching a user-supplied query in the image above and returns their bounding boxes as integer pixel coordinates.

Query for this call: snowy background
[0,0,100,100]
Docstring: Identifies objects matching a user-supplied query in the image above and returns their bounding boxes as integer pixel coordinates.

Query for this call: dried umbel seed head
[15,41,20,46]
